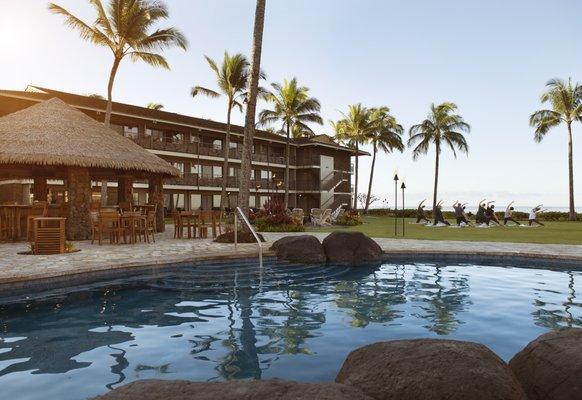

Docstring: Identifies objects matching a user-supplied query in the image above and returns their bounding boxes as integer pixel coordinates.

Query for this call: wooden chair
[26,202,48,241]
[96,211,121,245]
[140,204,157,243]
[0,208,8,242]
[90,211,100,244]
[198,210,221,238]
[120,211,145,244]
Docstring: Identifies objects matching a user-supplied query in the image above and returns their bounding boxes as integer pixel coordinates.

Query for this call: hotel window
[260,196,269,208]
[249,196,256,208]
[228,167,237,177]
[212,166,223,178]
[172,162,184,176]
[229,142,238,149]
[190,194,201,210]
[123,126,139,139]
[190,134,200,143]
[172,193,185,210]
[212,139,222,150]
[190,163,199,175]
[201,165,212,179]
[260,170,271,180]
[146,128,164,142]
[213,195,222,208]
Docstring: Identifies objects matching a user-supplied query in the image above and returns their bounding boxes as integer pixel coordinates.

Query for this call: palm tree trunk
[238,0,266,218]
[567,123,576,221]
[220,103,232,213]
[284,123,290,209]
[102,57,121,206]
[364,143,377,213]
[104,57,121,127]
[353,142,359,210]
[432,145,440,215]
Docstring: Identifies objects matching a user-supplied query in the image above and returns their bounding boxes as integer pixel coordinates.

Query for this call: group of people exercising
[416,200,547,227]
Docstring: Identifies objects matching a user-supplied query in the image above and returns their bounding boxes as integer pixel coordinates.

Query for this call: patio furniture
[199,210,221,238]
[291,208,305,225]
[26,201,48,241]
[120,211,147,244]
[95,211,122,245]
[32,217,66,255]
[173,211,196,239]
[320,208,333,226]
[331,206,345,224]
[310,208,323,226]
[138,204,157,243]
[118,201,133,212]
[0,203,31,241]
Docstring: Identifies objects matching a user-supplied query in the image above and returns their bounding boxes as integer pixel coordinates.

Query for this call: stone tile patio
[0,226,581,289]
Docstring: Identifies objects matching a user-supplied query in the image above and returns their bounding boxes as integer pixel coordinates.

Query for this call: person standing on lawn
[529,206,546,226]
[503,201,521,226]
[416,200,430,223]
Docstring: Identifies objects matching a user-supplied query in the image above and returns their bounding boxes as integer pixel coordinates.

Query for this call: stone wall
[66,168,92,240]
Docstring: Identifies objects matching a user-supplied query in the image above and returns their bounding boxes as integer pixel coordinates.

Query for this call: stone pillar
[21,184,32,205]
[33,177,48,202]
[148,175,165,232]
[117,176,134,203]
[100,179,108,206]
[66,168,92,240]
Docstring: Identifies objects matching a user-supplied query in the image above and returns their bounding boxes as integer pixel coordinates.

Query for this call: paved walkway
[0,227,581,288]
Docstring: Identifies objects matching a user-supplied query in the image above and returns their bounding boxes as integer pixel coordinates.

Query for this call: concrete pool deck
[0,227,581,291]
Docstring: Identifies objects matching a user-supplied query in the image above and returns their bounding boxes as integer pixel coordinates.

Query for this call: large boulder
[509,328,582,400]
[270,235,326,264]
[322,231,382,265]
[336,339,526,400]
[93,378,373,400]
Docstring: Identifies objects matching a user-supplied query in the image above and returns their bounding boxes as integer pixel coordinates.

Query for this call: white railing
[234,206,263,269]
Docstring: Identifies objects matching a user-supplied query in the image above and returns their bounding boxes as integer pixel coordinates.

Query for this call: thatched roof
[0,98,179,176]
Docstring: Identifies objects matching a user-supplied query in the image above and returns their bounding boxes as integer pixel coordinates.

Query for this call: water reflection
[0,261,581,400]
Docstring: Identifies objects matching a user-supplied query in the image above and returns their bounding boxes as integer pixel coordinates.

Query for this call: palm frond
[191,86,220,99]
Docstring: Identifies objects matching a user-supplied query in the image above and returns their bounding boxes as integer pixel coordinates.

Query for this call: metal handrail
[234,206,263,268]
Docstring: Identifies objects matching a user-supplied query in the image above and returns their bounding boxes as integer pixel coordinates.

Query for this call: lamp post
[393,173,399,236]
[401,181,406,236]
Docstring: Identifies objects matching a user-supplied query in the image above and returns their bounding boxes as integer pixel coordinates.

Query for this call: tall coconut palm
[259,78,323,209]
[238,0,266,216]
[364,107,404,213]
[408,102,470,214]
[192,52,254,212]
[332,104,372,210]
[530,78,582,221]
[49,0,188,127]
[146,102,164,110]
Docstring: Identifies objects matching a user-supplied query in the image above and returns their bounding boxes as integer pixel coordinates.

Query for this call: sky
[1,0,582,210]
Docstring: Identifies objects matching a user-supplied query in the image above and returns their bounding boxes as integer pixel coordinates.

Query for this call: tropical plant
[259,78,323,209]
[332,104,372,209]
[238,0,266,217]
[49,0,188,127]
[146,102,164,110]
[192,52,254,212]
[530,78,582,221]
[408,102,470,214]
[364,107,404,212]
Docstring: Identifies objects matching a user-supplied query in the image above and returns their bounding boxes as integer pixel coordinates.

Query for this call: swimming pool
[0,259,580,400]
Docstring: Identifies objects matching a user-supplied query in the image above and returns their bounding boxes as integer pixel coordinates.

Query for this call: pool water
[1,260,581,400]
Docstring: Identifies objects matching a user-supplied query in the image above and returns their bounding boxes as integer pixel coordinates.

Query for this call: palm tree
[146,102,164,110]
[238,0,266,216]
[332,104,372,210]
[49,0,188,127]
[530,78,582,221]
[364,107,404,213]
[408,103,470,214]
[192,52,253,212]
[259,78,323,209]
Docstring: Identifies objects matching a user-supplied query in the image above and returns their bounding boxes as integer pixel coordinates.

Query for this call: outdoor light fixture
[401,181,406,236]
[393,173,399,236]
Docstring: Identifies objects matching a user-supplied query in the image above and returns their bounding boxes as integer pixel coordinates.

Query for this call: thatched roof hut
[0,98,176,239]
[0,97,179,176]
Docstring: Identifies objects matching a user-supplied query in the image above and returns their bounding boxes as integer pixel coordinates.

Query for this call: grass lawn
[307,216,582,245]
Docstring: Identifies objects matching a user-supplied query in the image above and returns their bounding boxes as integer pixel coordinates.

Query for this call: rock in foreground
[93,378,373,400]
[322,231,382,265]
[270,235,326,264]
[509,328,582,400]
[336,339,526,400]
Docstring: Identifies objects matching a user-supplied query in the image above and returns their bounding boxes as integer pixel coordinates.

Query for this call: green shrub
[335,210,363,226]
[255,218,305,232]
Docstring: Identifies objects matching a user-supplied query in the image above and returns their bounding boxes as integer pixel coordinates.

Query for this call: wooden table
[120,212,146,244]
[32,217,66,254]
[173,211,198,239]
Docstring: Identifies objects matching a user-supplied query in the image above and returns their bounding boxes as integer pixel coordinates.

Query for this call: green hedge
[365,208,581,221]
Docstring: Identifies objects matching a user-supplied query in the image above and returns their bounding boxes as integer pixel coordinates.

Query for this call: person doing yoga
[475,199,487,224]
[485,201,500,225]
[503,201,520,226]
[453,201,470,226]
[529,205,546,226]
[433,201,451,226]
[416,200,430,223]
